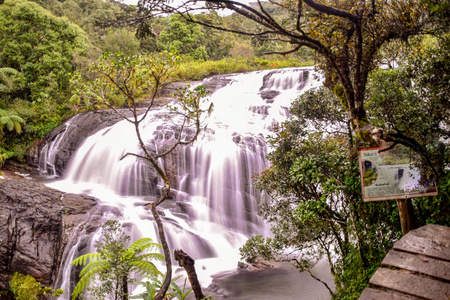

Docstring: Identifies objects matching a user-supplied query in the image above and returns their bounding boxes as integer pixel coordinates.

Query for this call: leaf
[70,252,102,267]
[129,260,163,277]
[128,237,163,253]
[71,261,109,300]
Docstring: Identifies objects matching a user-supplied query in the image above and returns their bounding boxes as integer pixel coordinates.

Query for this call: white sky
[123,0,138,4]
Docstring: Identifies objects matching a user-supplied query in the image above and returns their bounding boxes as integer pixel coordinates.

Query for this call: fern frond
[70,252,102,266]
[0,67,18,91]
[79,260,110,278]
[136,253,165,262]
[129,260,162,277]
[71,262,109,300]
[128,237,162,253]
[0,111,24,134]
[13,120,22,134]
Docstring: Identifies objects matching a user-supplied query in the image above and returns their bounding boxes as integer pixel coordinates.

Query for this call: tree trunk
[151,202,172,300]
[122,275,128,300]
[174,249,205,300]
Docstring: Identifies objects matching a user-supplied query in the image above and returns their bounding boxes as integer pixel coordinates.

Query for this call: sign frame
[359,146,438,202]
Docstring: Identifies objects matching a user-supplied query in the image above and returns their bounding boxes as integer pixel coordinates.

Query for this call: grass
[173,56,314,82]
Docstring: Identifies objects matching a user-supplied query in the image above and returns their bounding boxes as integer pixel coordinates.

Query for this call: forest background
[0,0,449,299]
[0,0,313,165]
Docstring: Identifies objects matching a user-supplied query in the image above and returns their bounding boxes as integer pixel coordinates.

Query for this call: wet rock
[28,110,133,176]
[158,75,234,98]
[237,259,280,272]
[259,90,280,102]
[0,178,97,290]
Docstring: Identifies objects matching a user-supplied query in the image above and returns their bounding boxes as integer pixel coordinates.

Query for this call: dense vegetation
[1,0,449,299]
[0,0,312,167]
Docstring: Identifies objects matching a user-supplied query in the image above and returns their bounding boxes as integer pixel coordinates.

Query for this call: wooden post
[174,249,206,300]
[396,198,414,235]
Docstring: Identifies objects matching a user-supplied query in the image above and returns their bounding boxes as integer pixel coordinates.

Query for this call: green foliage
[158,15,208,60]
[69,51,180,111]
[102,28,141,56]
[366,37,450,179]
[0,108,26,166]
[241,87,401,299]
[366,36,450,226]
[0,0,88,103]
[132,275,193,300]
[174,56,312,81]
[0,109,25,138]
[70,220,164,300]
[0,67,19,94]
[9,272,63,300]
[239,235,277,263]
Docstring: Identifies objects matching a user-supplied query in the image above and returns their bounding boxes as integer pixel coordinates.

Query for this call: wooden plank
[382,250,450,281]
[412,224,450,246]
[369,267,450,300]
[359,287,424,300]
[393,233,450,261]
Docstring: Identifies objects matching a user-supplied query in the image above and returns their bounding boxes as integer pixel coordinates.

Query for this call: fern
[0,109,25,138]
[0,67,18,93]
[78,260,109,278]
[70,252,102,267]
[70,221,165,300]
[71,262,110,300]
[136,252,165,262]
[129,238,163,253]
[129,260,162,277]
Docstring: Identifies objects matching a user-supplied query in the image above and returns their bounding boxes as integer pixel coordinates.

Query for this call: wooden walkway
[359,224,450,300]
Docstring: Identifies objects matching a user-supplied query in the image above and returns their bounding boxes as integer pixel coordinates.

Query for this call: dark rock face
[28,110,130,176]
[0,178,97,290]
[158,75,234,98]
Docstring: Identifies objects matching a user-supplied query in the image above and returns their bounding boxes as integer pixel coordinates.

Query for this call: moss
[334,85,348,111]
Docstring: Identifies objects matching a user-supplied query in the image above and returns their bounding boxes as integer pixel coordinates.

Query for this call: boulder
[0,178,97,291]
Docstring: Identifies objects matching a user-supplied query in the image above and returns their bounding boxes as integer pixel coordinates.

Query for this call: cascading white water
[39,114,83,177]
[46,67,326,299]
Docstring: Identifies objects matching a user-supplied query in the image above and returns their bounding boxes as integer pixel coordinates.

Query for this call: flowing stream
[42,67,331,299]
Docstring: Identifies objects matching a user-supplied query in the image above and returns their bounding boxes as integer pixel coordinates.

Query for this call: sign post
[396,199,414,235]
[358,146,438,235]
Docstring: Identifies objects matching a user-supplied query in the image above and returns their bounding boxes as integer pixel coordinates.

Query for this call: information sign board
[359,146,438,202]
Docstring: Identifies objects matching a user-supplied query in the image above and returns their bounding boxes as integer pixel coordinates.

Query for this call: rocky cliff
[0,177,97,292]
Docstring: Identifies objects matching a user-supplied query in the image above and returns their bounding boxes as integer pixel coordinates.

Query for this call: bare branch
[303,0,359,22]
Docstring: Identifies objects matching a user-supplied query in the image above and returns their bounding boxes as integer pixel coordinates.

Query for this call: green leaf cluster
[70,220,164,300]
[132,275,193,300]
[242,86,401,299]
[9,272,63,300]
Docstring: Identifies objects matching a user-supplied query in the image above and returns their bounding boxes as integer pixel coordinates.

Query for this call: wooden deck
[359,224,450,300]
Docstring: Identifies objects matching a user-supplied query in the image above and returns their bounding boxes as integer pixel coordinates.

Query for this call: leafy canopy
[0,0,88,103]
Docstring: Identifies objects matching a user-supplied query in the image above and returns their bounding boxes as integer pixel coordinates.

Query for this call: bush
[9,272,63,300]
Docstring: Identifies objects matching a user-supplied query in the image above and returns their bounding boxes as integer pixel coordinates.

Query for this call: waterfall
[46,67,323,298]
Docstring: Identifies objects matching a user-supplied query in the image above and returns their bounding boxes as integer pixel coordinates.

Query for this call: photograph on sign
[359,145,438,202]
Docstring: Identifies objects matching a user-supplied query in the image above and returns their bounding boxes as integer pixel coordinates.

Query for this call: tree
[70,51,212,300]
[239,87,401,299]
[70,220,165,300]
[0,0,88,103]
[102,28,141,57]
[366,36,450,179]
[365,36,450,226]
[137,0,442,138]
[158,15,209,60]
